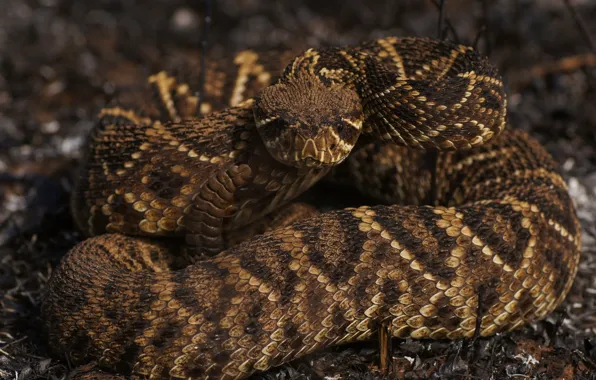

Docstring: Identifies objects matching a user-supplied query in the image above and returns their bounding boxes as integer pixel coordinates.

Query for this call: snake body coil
[43,37,581,379]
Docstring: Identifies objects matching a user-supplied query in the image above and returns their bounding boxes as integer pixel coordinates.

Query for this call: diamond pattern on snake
[43,37,580,379]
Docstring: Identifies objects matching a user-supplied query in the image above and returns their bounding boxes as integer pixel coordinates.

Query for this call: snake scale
[43,37,581,379]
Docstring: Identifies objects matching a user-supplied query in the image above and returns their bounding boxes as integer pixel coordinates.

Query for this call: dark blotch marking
[477,278,500,317]
[381,277,403,307]
[68,331,93,362]
[158,187,175,199]
[239,240,281,284]
[407,279,427,306]
[419,207,458,279]
[105,310,118,320]
[519,290,535,317]
[103,280,118,298]
[173,270,202,314]
[436,303,460,331]
[114,343,141,373]
[244,321,259,335]
[173,285,193,300]
[243,302,264,336]
[278,253,299,306]
[186,367,205,378]
[373,206,457,281]
[295,214,367,288]
[147,246,162,268]
[353,266,376,314]
[152,326,177,349]
[286,321,304,351]
[479,85,502,111]
[169,176,185,189]
[443,152,503,204]
[461,203,529,269]
[213,351,230,364]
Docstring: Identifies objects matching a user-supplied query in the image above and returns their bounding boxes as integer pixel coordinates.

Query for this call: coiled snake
[43,37,581,379]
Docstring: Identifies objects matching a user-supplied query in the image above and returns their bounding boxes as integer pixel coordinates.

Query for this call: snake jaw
[261,126,354,168]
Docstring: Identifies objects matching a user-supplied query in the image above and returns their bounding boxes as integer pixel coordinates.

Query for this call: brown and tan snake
[43,37,581,379]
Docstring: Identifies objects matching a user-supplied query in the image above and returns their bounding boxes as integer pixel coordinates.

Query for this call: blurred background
[1,0,595,378]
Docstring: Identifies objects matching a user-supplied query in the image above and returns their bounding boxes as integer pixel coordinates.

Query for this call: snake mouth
[263,128,356,168]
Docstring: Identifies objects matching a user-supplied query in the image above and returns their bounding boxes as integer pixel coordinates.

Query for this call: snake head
[254,78,363,168]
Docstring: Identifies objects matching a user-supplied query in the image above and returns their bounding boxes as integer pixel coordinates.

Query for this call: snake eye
[330,143,337,150]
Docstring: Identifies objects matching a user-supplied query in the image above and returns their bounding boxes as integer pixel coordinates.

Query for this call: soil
[1,1,595,379]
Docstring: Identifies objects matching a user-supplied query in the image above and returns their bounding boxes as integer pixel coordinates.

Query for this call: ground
[1,0,596,379]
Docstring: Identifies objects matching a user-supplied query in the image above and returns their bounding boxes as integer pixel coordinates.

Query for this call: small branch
[562,0,596,53]
[427,0,452,207]
[426,151,439,206]
[429,0,460,42]
[197,0,213,117]
[510,53,596,90]
[436,0,446,39]
[473,285,485,342]
[480,0,492,56]
[530,53,596,77]
[378,319,393,375]
[472,26,486,52]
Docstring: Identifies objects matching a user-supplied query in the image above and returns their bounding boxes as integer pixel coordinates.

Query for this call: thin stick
[562,0,596,52]
[197,0,213,117]
[480,0,492,57]
[529,53,596,77]
[427,0,450,206]
[378,319,393,375]
[473,285,485,341]
[429,0,460,42]
[437,0,446,39]
[562,0,596,87]
[426,151,439,205]
[472,26,485,52]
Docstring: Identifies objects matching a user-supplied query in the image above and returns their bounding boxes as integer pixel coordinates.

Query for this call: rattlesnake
[43,37,581,379]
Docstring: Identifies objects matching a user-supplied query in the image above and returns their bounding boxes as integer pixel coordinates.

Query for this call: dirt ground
[1,0,596,379]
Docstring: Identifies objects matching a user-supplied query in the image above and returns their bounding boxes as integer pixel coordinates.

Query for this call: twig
[562,0,596,88]
[530,53,596,77]
[0,348,14,359]
[197,0,213,117]
[472,26,485,52]
[426,0,451,206]
[0,335,28,359]
[480,0,492,57]
[436,0,446,39]
[425,151,439,205]
[378,319,393,375]
[511,53,596,90]
[429,0,460,42]
[562,0,596,53]
[473,285,485,342]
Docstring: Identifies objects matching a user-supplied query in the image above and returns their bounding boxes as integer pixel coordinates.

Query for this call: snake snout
[254,78,364,168]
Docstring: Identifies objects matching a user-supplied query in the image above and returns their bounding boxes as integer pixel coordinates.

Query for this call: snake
[42,37,581,379]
